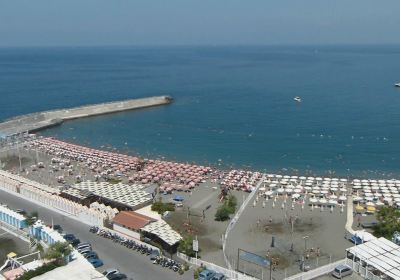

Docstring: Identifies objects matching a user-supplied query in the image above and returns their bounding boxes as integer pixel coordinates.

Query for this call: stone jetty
[0,95,173,136]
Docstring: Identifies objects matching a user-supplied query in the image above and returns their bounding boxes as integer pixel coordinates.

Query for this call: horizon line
[1,42,400,49]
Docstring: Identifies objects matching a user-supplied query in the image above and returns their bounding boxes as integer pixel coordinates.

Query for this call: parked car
[77,246,92,253]
[211,273,226,280]
[199,269,216,280]
[102,269,119,277]
[70,238,81,247]
[149,250,160,260]
[15,209,26,215]
[361,222,378,229]
[77,242,91,249]
[332,264,352,279]
[81,250,95,257]
[63,234,76,241]
[52,224,63,233]
[107,273,127,280]
[88,258,104,268]
[84,252,99,260]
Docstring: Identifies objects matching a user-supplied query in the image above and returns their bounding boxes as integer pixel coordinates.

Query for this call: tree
[226,195,237,214]
[178,236,196,257]
[45,242,73,265]
[373,206,400,239]
[215,194,237,221]
[25,211,38,226]
[215,205,231,221]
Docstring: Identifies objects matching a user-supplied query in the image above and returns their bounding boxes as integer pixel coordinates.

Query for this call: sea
[1,45,400,179]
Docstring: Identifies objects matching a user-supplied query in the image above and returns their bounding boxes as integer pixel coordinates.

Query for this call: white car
[332,265,352,279]
[102,269,119,277]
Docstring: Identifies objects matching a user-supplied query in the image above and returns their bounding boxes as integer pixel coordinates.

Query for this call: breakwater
[0,95,173,136]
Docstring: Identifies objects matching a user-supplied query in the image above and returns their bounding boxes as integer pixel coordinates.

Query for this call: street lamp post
[303,235,309,252]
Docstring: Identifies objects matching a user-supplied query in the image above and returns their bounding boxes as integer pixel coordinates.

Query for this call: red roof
[113,211,155,230]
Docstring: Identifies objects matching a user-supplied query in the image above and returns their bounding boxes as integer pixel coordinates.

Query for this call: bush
[178,236,196,257]
[151,202,175,214]
[45,242,73,264]
[193,266,206,279]
[215,205,231,221]
[226,195,237,214]
[107,178,122,184]
[16,261,62,280]
[215,195,237,221]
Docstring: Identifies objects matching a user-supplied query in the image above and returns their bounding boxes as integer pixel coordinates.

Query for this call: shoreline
[33,134,400,180]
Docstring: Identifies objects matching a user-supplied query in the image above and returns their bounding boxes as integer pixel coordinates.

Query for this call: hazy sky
[0,0,399,46]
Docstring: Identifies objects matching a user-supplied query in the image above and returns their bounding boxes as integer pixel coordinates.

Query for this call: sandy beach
[225,194,351,279]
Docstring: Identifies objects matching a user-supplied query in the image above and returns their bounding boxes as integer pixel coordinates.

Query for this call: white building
[0,205,27,229]
[345,237,400,280]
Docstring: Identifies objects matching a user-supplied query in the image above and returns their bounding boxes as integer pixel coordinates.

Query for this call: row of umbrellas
[31,138,212,189]
[220,170,263,191]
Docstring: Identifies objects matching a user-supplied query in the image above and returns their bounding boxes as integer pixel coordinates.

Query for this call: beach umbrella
[355,205,364,213]
[292,193,301,199]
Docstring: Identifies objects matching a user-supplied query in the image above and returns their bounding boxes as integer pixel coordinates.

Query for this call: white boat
[395,83,400,87]
[294,96,302,102]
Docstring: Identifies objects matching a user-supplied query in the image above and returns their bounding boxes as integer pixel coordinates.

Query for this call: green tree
[215,205,231,221]
[25,211,38,226]
[178,236,196,257]
[226,195,237,214]
[45,242,73,265]
[373,207,400,239]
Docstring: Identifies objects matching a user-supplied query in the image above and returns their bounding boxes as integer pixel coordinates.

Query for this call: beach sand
[225,195,351,279]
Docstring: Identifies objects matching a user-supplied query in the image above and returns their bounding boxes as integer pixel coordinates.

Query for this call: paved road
[0,189,192,280]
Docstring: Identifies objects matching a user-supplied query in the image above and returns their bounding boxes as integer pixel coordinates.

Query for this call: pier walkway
[345,187,355,235]
[0,95,172,137]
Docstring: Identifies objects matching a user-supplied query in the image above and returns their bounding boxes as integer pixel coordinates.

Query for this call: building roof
[113,211,155,230]
[141,220,182,246]
[63,181,153,209]
[347,237,400,280]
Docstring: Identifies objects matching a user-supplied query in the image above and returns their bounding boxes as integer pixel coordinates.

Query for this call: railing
[0,220,30,243]
[284,259,345,280]
[177,252,257,280]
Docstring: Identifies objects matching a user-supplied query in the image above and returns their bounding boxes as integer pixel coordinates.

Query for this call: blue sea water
[1,46,400,178]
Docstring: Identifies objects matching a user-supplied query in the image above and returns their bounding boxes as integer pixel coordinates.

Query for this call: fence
[284,259,345,280]
[223,176,266,270]
[345,259,381,280]
[177,252,257,280]
[0,170,105,227]
[0,220,30,243]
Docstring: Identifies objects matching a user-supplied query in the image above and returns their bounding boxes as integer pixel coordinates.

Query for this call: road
[0,189,192,280]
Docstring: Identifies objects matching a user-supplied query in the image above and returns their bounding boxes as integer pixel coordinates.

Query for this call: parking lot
[0,189,193,280]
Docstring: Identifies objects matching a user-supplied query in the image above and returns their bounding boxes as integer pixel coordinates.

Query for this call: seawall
[0,95,172,136]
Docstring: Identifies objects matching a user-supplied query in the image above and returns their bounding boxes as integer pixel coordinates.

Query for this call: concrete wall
[113,223,141,240]
[0,95,172,136]
[0,170,105,227]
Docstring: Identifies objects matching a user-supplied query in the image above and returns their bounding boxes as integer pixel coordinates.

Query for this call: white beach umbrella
[292,193,301,199]
[319,198,327,204]
[329,199,338,205]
